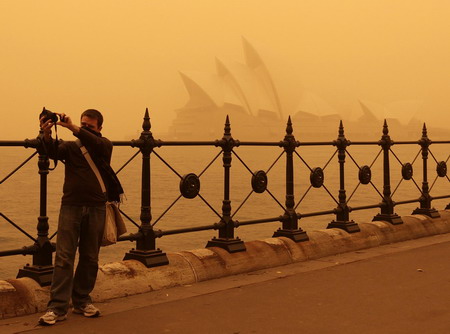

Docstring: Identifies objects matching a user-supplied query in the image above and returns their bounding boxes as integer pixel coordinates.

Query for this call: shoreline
[1,210,449,319]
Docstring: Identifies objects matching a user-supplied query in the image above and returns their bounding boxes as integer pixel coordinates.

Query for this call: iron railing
[1,109,449,286]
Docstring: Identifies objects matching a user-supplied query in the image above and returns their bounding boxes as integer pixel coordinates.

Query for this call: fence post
[412,124,440,218]
[207,116,246,252]
[327,121,360,232]
[373,120,403,224]
[16,133,55,286]
[273,116,308,241]
[123,109,169,266]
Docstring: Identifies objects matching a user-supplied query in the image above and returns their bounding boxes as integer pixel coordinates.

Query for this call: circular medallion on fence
[180,173,200,199]
[437,161,447,177]
[358,165,372,185]
[310,167,324,188]
[251,170,268,193]
[402,163,413,180]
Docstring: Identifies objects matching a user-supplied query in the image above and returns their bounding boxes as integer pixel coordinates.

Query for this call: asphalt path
[2,233,450,334]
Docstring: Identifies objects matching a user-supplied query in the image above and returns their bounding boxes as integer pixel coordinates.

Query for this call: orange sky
[1,0,449,140]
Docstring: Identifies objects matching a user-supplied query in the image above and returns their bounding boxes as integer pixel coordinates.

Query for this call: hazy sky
[1,1,449,140]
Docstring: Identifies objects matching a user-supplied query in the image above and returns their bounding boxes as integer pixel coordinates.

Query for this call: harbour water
[1,141,449,280]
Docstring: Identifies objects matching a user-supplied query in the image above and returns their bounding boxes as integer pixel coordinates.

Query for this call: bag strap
[76,139,107,195]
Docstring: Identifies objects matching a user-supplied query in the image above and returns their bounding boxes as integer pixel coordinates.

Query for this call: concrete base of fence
[1,210,450,319]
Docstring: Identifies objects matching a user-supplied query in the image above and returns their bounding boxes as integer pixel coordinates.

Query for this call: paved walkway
[2,233,450,334]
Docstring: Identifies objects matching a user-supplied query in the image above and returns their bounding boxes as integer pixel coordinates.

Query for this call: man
[38,109,112,325]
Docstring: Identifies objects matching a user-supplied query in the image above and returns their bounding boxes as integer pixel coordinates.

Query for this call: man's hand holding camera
[39,109,80,141]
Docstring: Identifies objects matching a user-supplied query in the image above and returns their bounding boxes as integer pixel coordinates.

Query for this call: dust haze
[1,0,449,141]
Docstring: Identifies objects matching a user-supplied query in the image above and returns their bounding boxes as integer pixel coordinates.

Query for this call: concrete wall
[1,210,449,319]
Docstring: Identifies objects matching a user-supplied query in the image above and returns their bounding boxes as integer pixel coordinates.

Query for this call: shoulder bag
[76,140,127,246]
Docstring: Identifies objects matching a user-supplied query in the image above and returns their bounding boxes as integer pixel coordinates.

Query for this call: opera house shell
[167,38,444,141]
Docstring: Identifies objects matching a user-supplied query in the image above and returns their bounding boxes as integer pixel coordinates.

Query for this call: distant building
[168,38,445,141]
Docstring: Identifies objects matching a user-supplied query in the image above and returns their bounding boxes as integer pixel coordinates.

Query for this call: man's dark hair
[81,109,104,127]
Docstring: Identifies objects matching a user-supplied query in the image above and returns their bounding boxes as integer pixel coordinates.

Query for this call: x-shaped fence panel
[1,109,449,285]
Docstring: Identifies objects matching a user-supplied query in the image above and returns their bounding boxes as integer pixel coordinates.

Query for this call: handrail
[1,108,449,286]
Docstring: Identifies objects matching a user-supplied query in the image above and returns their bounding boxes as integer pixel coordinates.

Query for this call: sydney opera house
[167,38,445,141]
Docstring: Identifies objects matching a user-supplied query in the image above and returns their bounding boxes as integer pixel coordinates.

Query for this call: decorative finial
[383,119,389,136]
[286,116,293,136]
[142,108,151,132]
[422,123,427,138]
[224,115,231,136]
[338,120,344,137]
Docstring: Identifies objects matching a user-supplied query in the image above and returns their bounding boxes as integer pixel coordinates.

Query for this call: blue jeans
[48,205,105,314]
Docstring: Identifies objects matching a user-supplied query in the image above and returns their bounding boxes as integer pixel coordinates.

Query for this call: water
[1,142,449,280]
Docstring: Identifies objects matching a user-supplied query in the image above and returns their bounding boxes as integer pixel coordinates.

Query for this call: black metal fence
[1,109,449,286]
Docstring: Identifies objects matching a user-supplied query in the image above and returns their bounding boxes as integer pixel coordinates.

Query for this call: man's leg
[72,205,105,310]
[46,205,82,315]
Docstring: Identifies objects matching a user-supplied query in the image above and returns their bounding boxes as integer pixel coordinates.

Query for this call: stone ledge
[1,210,449,320]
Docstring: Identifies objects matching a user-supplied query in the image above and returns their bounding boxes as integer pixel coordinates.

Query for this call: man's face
[81,116,102,133]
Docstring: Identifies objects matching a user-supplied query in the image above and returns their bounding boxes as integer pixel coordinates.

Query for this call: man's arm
[40,117,54,142]
[55,114,80,136]
[39,116,70,161]
[56,114,112,162]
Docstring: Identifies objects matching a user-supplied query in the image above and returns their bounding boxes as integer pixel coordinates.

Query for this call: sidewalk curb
[1,210,449,319]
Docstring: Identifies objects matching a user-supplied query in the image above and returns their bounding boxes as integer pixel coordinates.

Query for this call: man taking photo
[38,109,121,326]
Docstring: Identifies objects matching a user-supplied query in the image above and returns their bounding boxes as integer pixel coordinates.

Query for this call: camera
[39,108,65,123]
[39,108,58,123]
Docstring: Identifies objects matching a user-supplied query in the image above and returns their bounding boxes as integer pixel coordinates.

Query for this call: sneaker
[73,303,101,317]
[38,310,67,326]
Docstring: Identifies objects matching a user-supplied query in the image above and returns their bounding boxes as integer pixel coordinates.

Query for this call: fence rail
[1,108,449,286]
